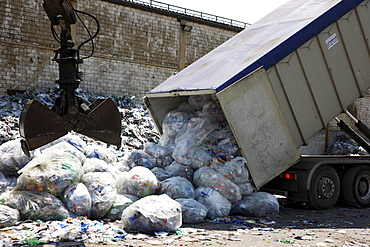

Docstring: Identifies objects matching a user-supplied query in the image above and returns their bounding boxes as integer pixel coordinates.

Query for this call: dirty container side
[266,2,370,147]
[217,68,300,189]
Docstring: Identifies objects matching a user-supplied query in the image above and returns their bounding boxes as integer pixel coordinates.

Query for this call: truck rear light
[280,172,297,180]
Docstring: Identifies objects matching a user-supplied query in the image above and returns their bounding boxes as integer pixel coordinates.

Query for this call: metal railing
[122,0,251,28]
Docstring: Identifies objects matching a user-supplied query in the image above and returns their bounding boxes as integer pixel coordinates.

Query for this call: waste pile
[0,89,281,245]
[325,133,368,155]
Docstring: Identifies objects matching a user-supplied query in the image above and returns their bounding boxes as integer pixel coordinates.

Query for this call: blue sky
[163,0,289,24]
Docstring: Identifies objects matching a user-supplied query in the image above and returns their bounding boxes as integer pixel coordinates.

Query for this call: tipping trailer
[144,0,370,209]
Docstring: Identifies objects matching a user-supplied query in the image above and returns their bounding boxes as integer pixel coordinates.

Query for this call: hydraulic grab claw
[19,0,121,156]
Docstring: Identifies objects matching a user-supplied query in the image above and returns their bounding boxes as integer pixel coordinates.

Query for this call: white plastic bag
[83,158,120,179]
[15,146,83,196]
[0,139,30,176]
[121,194,182,234]
[116,166,160,198]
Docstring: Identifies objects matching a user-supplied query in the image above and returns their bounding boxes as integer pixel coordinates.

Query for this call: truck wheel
[308,165,340,209]
[342,165,370,208]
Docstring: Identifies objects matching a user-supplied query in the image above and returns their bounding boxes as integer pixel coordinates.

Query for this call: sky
[161,0,290,24]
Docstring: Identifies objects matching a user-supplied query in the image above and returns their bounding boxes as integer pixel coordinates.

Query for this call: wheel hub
[318,177,335,198]
[358,176,370,199]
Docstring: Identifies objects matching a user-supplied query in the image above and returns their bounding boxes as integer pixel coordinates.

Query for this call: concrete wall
[0,0,239,99]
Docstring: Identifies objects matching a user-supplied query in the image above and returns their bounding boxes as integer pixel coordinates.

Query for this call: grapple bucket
[20,97,122,156]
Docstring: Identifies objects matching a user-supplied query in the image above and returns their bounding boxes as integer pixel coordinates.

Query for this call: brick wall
[0,0,238,99]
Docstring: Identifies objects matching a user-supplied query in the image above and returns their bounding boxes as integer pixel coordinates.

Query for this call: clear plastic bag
[194,187,231,219]
[164,161,194,181]
[151,167,170,181]
[15,147,84,196]
[83,158,120,179]
[104,193,138,221]
[210,157,249,184]
[41,141,86,164]
[175,198,208,223]
[0,204,20,227]
[172,139,212,169]
[60,182,92,217]
[162,110,194,141]
[38,133,87,154]
[121,194,182,234]
[0,172,17,190]
[159,176,195,199]
[230,192,279,217]
[217,137,239,157]
[238,181,255,197]
[116,166,160,198]
[113,160,131,172]
[0,191,70,221]
[144,142,173,167]
[0,139,30,176]
[175,117,219,146]
[82,172,117,219]
[85,144,117,164]
[126,150,157,169]
[193,166,241,203]
[209,125,234,140]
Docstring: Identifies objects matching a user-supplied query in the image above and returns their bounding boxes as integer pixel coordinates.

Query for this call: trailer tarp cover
[148,0,363,94]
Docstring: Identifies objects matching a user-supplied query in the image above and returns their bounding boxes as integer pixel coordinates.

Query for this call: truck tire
[342,165,370,208]
[308,165,340,209]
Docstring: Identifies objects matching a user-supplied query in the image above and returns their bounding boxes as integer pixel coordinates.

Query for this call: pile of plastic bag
[119,94,278,226]
[325,133,368,155]
[0,88,160,153]
[0,91,280,237]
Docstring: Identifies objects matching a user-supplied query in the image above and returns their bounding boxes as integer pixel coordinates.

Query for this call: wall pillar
[178,19,193,70]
